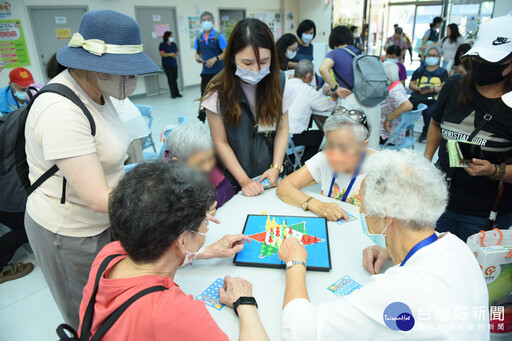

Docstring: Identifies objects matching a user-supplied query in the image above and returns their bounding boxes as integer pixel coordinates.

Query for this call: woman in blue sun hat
[24,9,160,329]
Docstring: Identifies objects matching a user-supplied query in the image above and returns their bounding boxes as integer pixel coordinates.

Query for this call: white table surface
[174,187,375,341]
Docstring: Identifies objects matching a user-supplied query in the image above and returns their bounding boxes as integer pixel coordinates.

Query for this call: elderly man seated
[288,59,336,164]
[279,150,489,340]
[77,162,269,340]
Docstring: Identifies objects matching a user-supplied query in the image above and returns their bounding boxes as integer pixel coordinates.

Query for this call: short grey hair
[425,45,443,57]
[363,150,448,230]
[294,59,314,78]
[200,11,214,21]
[323,113,370,143]
[166,123,213,160]
[383,61,399,83]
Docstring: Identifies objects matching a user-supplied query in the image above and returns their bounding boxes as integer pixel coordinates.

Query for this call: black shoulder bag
[56,254,167,341]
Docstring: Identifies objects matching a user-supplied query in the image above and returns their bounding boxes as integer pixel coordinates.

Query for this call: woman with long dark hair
[447,43,472,75]
[439,24,464,68]
[424,15,512,242]
[276,33,299,70]
[201,18,294,197]
[159,31,182,98]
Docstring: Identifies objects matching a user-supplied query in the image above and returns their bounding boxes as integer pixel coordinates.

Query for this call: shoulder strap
[80,254,122,341]
[89,285,167,341]
[24,83,96,197]
[340,46,358,57]
[214,31,221,48]
[332,67,352,90]
[279,71,286,97]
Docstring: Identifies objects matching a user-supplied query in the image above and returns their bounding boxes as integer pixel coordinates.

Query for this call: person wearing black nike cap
[424,13,512,242]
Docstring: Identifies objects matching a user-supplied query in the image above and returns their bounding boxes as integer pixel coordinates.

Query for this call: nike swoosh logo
[492,40,510,46]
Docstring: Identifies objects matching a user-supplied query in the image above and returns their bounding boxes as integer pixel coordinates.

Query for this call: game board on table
[233,215,332,272]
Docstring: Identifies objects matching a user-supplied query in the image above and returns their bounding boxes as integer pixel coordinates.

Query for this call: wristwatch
[233,296,258,316]
[270,163,283,173]
[331,84,338,92]
[286,260,307,270]
[215,55,219,62]
[302,197,313,211]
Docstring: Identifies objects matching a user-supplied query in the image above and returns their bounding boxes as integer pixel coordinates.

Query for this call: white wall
[493,0,512,17]
[6,0,334,90]
[6,0,283,90]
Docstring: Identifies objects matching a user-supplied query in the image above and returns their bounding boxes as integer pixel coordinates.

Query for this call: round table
[174,187,374,340]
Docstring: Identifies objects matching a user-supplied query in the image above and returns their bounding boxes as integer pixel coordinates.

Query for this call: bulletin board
[188,16,201,49]
[0,19,30,68]
[248,12,281,39]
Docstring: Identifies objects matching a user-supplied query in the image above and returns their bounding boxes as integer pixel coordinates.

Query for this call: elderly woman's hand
[362,245,389,275]
[219,275,253,307]
[278,237,308,264]
[199,234,252,260]
[309,199,349,222]
[464,158,495,177]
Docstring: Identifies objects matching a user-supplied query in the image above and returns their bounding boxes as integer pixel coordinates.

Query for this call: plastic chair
[143,115,188,161]
[124,162,138,173]
[286,134,306,171]
[137,105,156,152]
[380,103,427,151]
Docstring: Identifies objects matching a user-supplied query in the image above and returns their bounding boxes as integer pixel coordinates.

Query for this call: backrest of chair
[178,116,188,125]
[392,103,427,136]
[158,116,188,158]
[137,105,154,128]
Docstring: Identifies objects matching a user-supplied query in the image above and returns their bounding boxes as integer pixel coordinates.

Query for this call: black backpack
[56,254,167,341]
[0,83,95,212]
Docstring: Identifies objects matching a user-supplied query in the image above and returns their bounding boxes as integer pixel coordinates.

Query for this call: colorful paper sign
[0,2,11,18]
[154,23,170,38]
[55,28,71,40]
[0,20,30,68]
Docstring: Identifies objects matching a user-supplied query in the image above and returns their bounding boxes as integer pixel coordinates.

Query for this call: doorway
[218,9,245,39]
[134,6,182,94]
[28,6,88,83]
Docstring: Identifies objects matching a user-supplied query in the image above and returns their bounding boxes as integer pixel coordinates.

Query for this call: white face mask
[235,64,270,85]
[168,37,174,43]
[180,244,205,267]
[286,49,297,60]
[95,74,137,100]
[202,21,213,31]
[302,33,314,44]
[354,32,360,38]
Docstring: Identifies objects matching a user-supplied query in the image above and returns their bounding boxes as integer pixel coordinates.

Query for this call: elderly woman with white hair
[277,112,373,221]
[278,150,489,340]
[380,61,413,145]
[166,123,235,210]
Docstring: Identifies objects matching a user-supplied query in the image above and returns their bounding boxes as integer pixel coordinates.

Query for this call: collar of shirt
[202,29,217,44]
[388,80,401,92]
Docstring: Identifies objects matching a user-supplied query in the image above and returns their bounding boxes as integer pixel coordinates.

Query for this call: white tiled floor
[0,84,431,340]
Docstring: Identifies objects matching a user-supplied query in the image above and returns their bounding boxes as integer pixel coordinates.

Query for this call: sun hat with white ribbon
[56,9,160,75]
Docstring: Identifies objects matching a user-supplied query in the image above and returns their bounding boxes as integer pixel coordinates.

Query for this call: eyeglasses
[332,104,369,131]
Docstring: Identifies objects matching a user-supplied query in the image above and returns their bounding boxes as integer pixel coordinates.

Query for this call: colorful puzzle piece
[327,275,362,297]
[247,215,325,258]
[196,278,224,310]
[336,212,357,225]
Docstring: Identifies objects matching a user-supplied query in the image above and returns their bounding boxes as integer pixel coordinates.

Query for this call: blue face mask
[168,37,174,43]
[202,21,213,32]
[360,213,388,248]
[235,64,270,85]
[15,90,26,101]
[302,33,314,44]
[425,56,439,66]
[386,58,398,64]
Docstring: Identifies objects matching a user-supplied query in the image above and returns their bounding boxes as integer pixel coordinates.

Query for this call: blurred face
[235,46,271,73]
[304,27,315,36]
[287,42,299,54]
[187,149,216,173]
[385,53,399,60]
[324,129,367,174]
[201,14,213,24]
[359,180,387,235]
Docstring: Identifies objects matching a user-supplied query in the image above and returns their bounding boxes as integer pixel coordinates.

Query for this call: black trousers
[163,66,180,97]
[292,130,325,165]
[0,211,27,270]
[198,73,218,122]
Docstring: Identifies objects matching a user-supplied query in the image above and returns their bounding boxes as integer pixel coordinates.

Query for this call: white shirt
[111,97,150,140]
[305,151,367,206]
[287,78,336,134]
[282,233,489,341]
[441,36,465,63]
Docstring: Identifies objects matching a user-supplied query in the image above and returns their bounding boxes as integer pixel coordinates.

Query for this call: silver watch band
[286,260,306,270]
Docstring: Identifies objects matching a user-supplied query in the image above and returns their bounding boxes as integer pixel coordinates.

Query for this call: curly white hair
[166,123,213,160]
[363,150,448,230]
